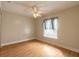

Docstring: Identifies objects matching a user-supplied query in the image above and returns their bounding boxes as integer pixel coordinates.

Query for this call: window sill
[44,35,57,39]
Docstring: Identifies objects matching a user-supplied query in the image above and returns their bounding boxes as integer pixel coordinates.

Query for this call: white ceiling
[1,1,79,18]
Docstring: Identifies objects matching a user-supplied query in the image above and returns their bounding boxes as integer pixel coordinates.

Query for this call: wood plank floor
[0,39,79,57]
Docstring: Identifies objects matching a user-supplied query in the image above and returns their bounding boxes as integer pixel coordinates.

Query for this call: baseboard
[37,38,79,53]
[1,37,79,53]
[1,38,35,47]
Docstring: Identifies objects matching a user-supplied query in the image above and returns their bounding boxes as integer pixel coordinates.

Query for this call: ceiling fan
[31,5,42,18]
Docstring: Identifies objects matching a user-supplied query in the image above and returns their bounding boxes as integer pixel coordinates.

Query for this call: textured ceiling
[1,1,79,18]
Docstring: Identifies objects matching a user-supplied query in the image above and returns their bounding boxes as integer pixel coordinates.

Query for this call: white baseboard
[37,38,79,53]
[1,37,35,47]
[1,37,79,53]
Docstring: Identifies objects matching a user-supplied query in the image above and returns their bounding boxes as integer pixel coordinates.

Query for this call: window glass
[43,17,58,39]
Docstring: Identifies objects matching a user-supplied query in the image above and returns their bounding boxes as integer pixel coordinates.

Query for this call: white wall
[35,6,79,52]
[1,11,35,46]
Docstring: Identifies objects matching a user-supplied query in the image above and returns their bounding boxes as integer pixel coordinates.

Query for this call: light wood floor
[0,39,79,57]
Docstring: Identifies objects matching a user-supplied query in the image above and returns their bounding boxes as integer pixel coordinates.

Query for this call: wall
[0,8,1,47]
[35,6,79,52]
[1,11,35,46]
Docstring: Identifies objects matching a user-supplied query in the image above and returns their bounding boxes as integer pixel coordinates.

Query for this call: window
[43,17,58,39]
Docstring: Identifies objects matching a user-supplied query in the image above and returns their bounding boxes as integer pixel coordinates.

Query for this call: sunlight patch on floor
[43,45,64,56]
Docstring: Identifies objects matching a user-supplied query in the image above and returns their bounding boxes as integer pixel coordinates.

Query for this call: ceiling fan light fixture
[33,13,37,18]
[32,5,42,18]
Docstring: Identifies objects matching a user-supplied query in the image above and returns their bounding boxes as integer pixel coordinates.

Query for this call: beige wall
[35,6,79,52]
[0,8,1,46]
[1,11,35,46]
